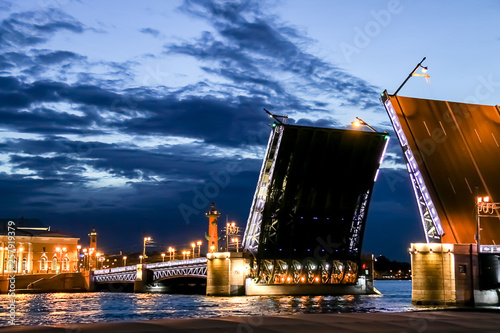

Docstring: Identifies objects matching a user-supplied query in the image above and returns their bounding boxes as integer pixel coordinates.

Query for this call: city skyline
[1,0,500,261]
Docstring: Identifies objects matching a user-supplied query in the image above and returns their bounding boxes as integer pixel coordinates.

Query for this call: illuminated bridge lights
[382,94,444,242]
[252,259,358,285]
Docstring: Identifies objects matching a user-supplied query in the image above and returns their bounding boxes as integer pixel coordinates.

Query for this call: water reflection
[0,281,443,327]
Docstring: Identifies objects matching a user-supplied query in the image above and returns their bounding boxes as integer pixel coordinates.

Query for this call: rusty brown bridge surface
[382,93,500,244]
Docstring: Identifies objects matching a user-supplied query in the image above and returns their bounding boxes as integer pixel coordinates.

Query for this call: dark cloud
[0,8,85,49]
[139,27,160,38]
[34,50,86,65]
[170,0,380,111]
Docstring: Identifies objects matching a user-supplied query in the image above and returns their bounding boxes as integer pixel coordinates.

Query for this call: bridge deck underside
[244,124,388,264]
[389,95,500,244]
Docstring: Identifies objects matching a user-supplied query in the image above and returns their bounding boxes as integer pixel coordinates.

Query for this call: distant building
[0,218,80,275]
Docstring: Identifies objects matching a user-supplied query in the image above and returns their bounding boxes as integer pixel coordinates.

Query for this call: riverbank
[2,310,500,332]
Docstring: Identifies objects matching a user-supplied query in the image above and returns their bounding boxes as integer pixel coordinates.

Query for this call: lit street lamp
[168,247,175,261]
[232,238,239,252]
[123,256,127,267]
[394,57,429,96]
[139,255,143,264]
[182,251,187,260]
[161,253,165,262]
[225,221,239,251]
[210,245,215,253]
[351,117,377,132]
[476,195,500,254]
[191,243,196,258]
[76,245,81,272]
[197,241,202,257]
[143,237,152,260]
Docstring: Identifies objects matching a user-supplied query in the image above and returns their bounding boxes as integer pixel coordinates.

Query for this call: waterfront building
[0,218,80,275]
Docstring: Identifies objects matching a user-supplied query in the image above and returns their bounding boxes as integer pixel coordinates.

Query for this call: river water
[1,281,441,326]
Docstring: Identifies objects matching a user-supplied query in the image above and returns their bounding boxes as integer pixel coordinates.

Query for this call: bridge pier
[206,252,251,296]
[411,243,500,306]
[134,264,153,293]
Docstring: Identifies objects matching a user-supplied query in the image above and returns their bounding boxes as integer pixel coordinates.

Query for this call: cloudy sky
[1,0,499,261]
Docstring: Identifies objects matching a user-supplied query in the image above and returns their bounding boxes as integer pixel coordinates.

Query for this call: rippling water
[1,280,439,326]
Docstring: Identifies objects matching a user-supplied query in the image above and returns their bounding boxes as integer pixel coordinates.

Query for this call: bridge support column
[206,252,251,296]
[134,264,153,293]
[410,243,494,305]
[85,270,96,292]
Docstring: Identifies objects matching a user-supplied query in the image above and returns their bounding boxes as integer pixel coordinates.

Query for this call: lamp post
[476,196,500,254]
[232,238,239,252]
[182,251,186,260]
[197,241,202,258]
[168,247,175,261]
[139,255,143,264]
[161,253,165,262]
[225,222,239,251]
[143,237,152,260]
[191,243,196,258]
[123,256,127,267]
[82,248,88,271]
[351,117,377,132]
[394,57,429,96]
[55,247,62,273]
[210,245,215,253]
[76,245,81,272]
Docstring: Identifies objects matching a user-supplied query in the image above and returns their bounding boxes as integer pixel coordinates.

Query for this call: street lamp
[82,248,88,271]
[143,237,152,260]
[210,245,215,253]
[168,247,175,261]
[76,245,81,272]
[191,243,196,258]
[123,256,127,267]
[182,251,187,260]
[139,255,143,264]
[476,195,500,254]
[351,117,377,132]
[225,222,239,251]
[232,238,239,252]
[394,57,430,95]
[197,241,202,257]
[161,253,165,262]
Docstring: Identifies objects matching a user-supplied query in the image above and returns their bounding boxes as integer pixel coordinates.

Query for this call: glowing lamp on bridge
[196,241,202,258]
[351,117,377,132]
[161,253,165,262]
[123,256,127,266]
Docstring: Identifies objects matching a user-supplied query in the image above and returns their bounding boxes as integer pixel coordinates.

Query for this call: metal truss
[93,258,208,284]
[348,190,370,256]
[94,271,136,283]
[152,263,207,281]
[243,125,284,254]
[253,258,358,285]
[383,95,443,243]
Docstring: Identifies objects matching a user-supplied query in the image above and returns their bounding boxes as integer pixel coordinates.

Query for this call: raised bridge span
[382,92,500,244]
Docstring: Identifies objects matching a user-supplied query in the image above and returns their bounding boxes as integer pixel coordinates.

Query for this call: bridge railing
[94,265,137,275]
[145,257,207,270]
